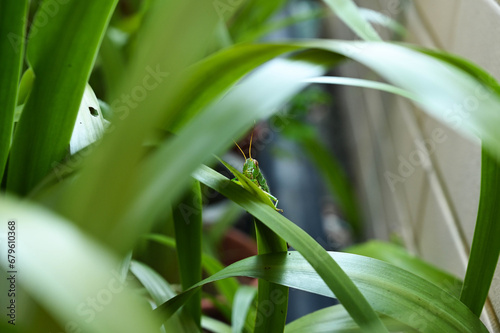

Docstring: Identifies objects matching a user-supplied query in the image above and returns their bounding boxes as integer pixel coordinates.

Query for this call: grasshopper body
[235,134,280,210]
[242,158,270,193]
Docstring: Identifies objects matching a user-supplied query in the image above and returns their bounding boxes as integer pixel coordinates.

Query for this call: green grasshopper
[233,133,282,212]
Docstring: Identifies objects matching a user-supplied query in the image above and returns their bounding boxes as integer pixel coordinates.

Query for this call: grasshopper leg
[263,191,283,212]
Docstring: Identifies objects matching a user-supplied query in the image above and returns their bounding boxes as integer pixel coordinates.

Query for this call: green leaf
[460,149,500,315]
[305,76,418,101]
[202,316,232,333]
[322,0,381,41]
[39,40,500,310]
[415,48,500,316]
[7,0,118,195]
[51,0,233,251]
[17,67,35,107]
[116,57,327,252]
[173,180,203,327]
[0,0,28,181]
[237,8,325,43]
[145,234,240,307]
[359,8,406,37]
[157,250,488,332]
[253,222,289,333]
[296,40,500,159]
[129,260,196,332]
[230,0,288,42]
[346,241,462,297]
[232,286,257,333]
[0,195,164,332]
[285,305,413,333]
[191,165,387,332]
[169,44,307,131]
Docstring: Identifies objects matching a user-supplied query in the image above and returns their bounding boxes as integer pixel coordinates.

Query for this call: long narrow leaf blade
[145,234,240,307]
[347,241,462,297]
[232,286,257,333]
[418,49,500,316]
[8,0,118,194]
[157,250,488,332]
[219,158,289,331]
[0,195,163,332]
[130,260,195,332]
[285,305,412,333]
[173,180,203,327]
[193,166,387,332]
[322,0,381,41]
[0,0,28,181]
[460,149,500,315]
[119,58,327,251]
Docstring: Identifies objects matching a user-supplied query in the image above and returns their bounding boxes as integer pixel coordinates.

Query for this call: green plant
[1,0,500,332]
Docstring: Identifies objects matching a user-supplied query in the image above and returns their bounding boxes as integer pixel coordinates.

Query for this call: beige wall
[324,0,500,330]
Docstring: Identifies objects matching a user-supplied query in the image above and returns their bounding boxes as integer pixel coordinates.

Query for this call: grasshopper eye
[254,160,259,167]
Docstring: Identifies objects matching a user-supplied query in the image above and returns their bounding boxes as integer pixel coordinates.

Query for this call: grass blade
[298,40,500,160]
[0,0,28,181]
[0,195,163,332]
[285,305,412,333]
[415,49,500,316]
[230,0,288,42]
[460,149,500,315]
[157,249,488,332]
[219,158,289,331]
[232,286,257,333]
[7,0,118,195]
[173,180,203,327]
[130,260,195,332]
[192,165,387,332]
[305,76,417,100]
[347,241,462,297]
[359,8,406,37]
[203,316,232,333]
[145,234,240,308]
[322,0,381,41]
[118,58,327,252]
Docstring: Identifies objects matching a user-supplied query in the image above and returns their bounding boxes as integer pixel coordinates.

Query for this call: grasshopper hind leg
[264,191,283,213]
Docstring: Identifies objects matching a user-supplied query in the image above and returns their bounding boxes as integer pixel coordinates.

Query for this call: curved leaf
[296,40,500,159]
[347,241,462,297]
[51,40,500,253]
[145,234,240,307]
[130,260,195,332]
[285,304,412,333]
[120,57,329,251]
[191,165,387,332]
[0,0,28,181]
[359,8,406,37]
[158,250,487,332]
[322,0,381,41]
[305,76,417,100]
[173,180,203,327]
[203,316,232,333]
[0,195,163,332]
[8,0,118,194]
[232,286,257,333]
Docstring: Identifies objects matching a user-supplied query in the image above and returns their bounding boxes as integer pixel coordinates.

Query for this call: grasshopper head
[236,128,260,179]
[243,158,260,179]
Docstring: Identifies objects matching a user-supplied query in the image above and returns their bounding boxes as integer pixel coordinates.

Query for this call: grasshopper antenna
[249,129,254,159]
[234,140,247,160]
